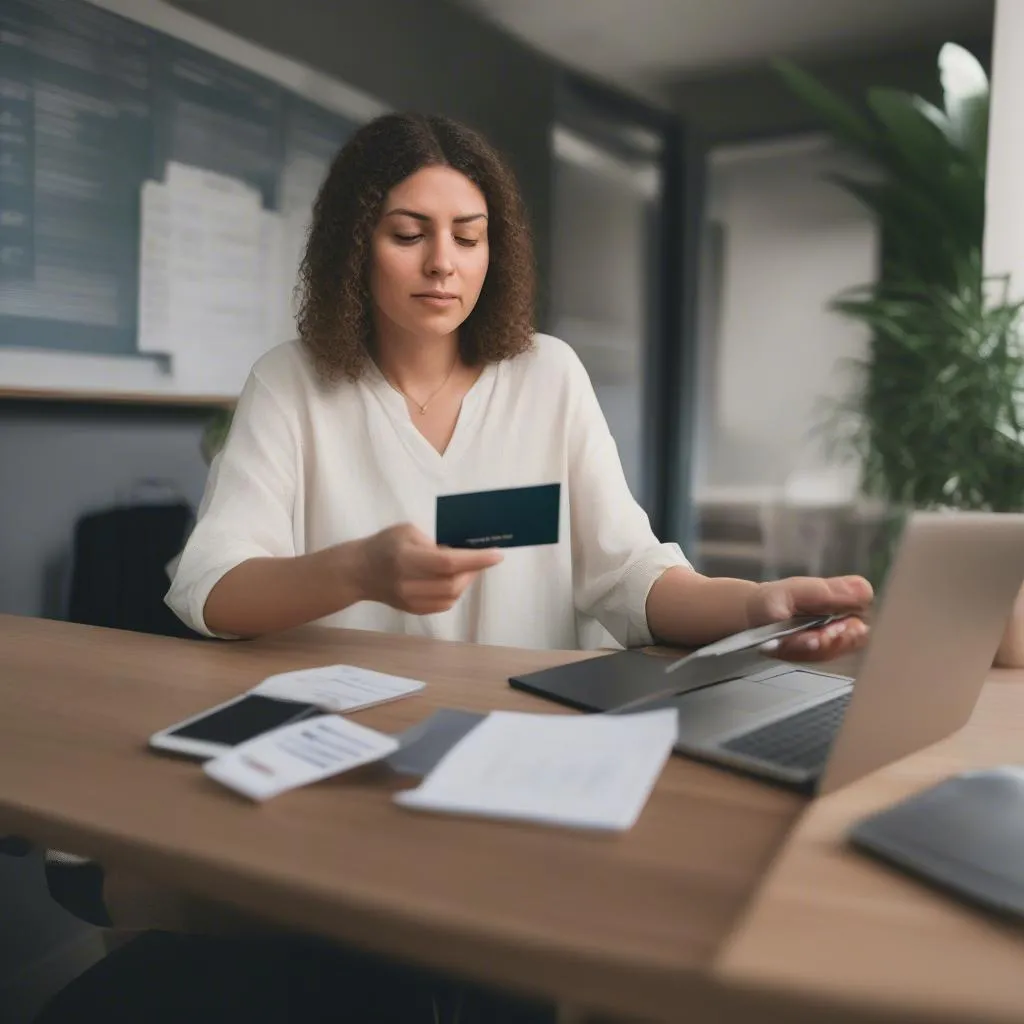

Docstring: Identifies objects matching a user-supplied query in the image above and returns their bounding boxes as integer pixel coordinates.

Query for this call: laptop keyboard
[720,691,853,773]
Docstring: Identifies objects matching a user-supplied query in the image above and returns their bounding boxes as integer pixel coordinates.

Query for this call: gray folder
[849,766,1024,920]
[386,709,486,777]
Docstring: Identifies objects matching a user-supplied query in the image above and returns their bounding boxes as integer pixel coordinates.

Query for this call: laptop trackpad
[671,671,844,744]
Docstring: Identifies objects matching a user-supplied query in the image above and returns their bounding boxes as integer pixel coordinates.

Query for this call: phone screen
[168,694,318,746]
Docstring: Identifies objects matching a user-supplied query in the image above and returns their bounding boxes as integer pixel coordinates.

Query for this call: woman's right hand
[354,523,503,615]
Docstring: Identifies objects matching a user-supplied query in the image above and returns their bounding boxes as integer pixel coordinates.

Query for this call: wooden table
[5,613,1024,1022]
[718,667,1024,1024]
[0,614,801,1021]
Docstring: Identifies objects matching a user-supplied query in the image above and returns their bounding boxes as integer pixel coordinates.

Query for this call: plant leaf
[939,43,988,114]
[938,43,990,168]
[867,88,960,183]
[771,58,880,155]
[957,94,989,171]
[911,96,954,139]
[773,44,1015,522]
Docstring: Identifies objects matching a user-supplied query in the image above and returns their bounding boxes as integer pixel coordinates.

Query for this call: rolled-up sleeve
[165,370,298,637]
[566,352,692,648]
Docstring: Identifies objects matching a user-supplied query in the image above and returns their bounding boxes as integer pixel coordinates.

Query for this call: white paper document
[395,708,678,831]
[252,664,425,713]
[205,714,398,801]
[136,162,285,393]
[137,181,171,356]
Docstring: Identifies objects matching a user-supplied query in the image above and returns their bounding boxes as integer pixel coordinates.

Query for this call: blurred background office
[0,0,1009,1019]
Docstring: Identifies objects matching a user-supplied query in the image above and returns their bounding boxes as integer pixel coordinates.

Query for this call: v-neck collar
[363,360,498,474]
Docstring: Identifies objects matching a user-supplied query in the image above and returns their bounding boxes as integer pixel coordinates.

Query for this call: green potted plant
[201,407,234,466]
[775,45,1024,577]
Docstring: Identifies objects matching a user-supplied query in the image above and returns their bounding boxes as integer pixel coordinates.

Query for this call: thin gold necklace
[384,355,458,415]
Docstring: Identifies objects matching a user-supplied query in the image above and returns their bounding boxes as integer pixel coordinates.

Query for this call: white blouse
[166,333,690,650]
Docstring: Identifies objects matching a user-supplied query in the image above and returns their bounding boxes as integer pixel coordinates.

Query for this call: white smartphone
[148,692,321,761]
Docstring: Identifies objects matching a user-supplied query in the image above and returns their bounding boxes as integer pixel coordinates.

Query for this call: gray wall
[0,402,211,618]
[549,153,650,506]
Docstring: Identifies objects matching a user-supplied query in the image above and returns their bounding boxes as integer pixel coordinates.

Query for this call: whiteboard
[0,0,388,403]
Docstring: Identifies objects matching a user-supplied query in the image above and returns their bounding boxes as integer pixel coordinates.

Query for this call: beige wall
[983,0,1024,297]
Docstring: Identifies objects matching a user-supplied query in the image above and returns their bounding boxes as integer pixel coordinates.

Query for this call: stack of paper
[395,708,677,831]
[137,161,282,394]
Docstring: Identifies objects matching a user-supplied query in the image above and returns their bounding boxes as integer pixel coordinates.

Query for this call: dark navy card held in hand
[435,483,561,549]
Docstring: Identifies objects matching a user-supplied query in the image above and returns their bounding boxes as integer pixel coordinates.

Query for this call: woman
[167,112,871,659]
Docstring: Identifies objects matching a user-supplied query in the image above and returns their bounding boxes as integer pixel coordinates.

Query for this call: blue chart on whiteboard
[0,0,361,396]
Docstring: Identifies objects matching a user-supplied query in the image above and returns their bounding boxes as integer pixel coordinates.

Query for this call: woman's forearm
[645,567,757,648]
[994,585,1024,668]
[202,541,367,638]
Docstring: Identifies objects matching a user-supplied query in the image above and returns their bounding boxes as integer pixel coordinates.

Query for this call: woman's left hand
[746,575,873,662]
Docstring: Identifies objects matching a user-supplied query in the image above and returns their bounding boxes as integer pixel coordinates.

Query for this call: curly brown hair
[295,112,537,384]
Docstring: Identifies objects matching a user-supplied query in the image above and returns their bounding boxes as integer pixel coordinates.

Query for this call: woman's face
[370,165,490,342]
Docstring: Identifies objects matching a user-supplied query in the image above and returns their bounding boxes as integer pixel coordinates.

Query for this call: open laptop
[511,511,1024,794]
